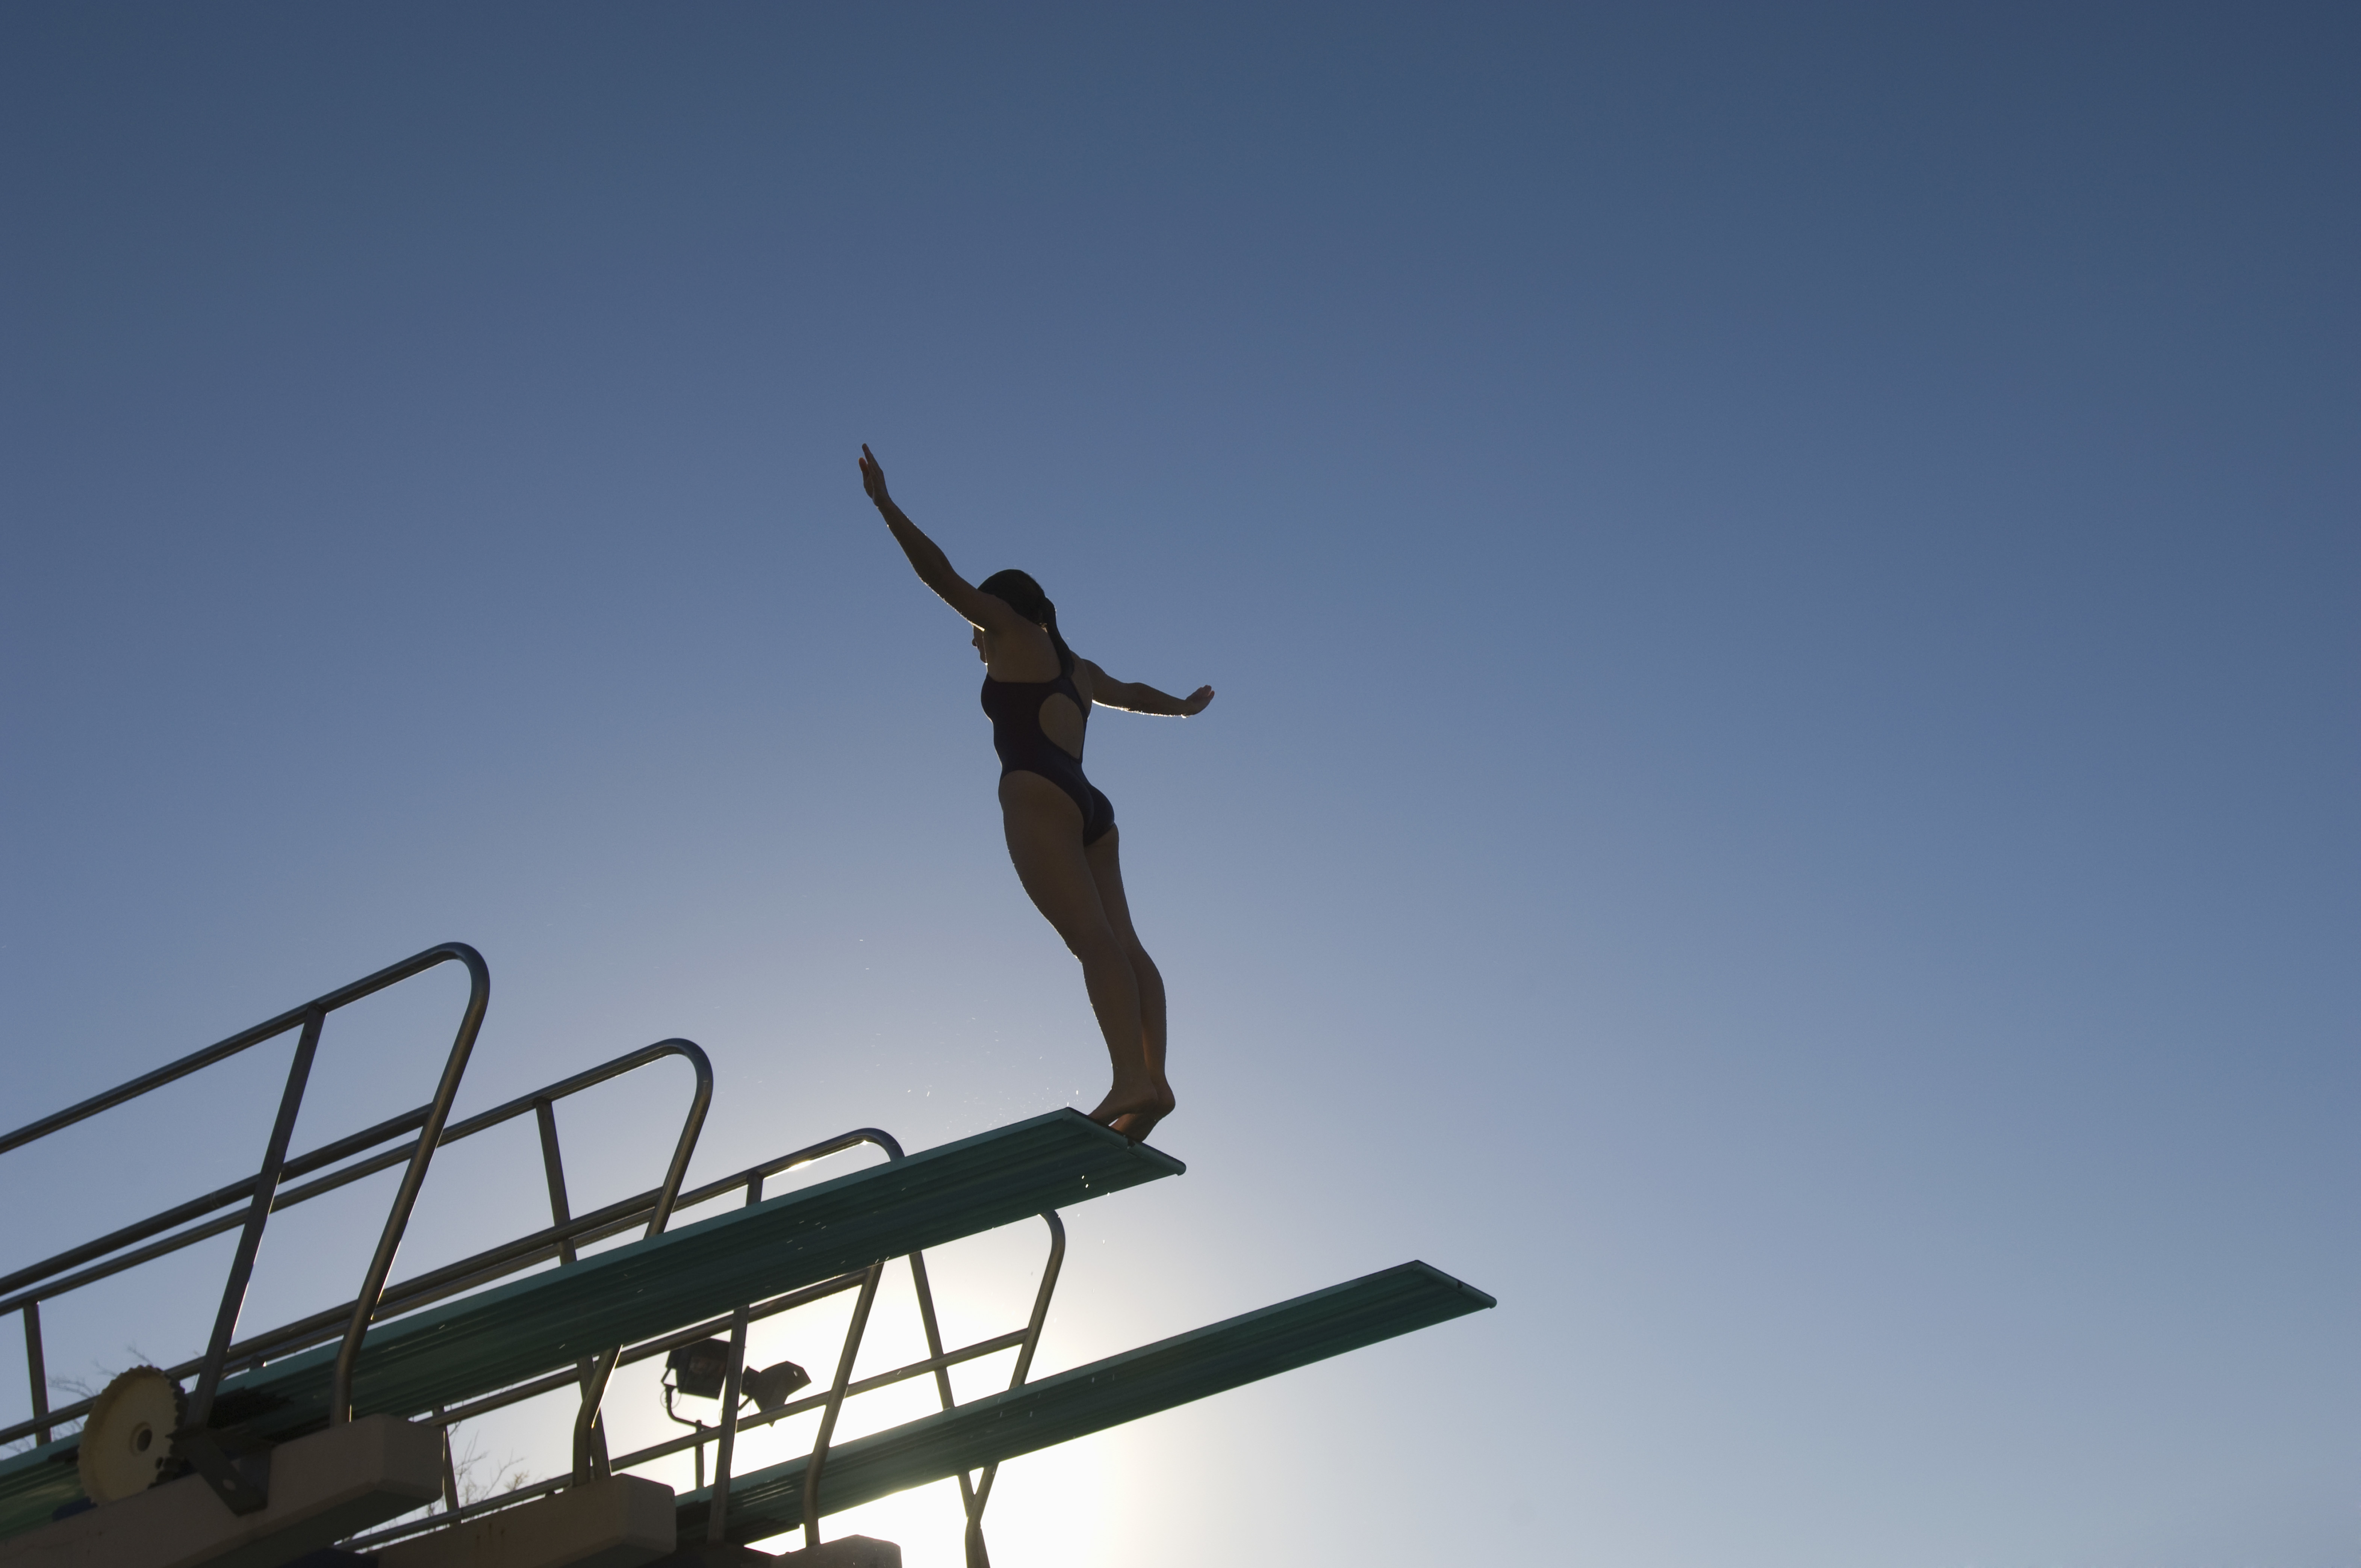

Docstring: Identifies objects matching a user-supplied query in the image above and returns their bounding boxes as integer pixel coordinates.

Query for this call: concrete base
[767,1540,900,1568]
[372,1477,675,1568]
[0,1415,443,1568]
[647,1538,898,1568]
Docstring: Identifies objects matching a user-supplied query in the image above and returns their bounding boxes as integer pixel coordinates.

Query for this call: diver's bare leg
[999,773,1160,1124]
[1084,826,1175,1140]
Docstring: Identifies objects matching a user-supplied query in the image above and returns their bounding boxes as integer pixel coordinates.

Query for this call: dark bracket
[174,1426,274,1516]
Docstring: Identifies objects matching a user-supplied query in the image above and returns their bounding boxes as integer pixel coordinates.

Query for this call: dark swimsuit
[982,666,1115,845]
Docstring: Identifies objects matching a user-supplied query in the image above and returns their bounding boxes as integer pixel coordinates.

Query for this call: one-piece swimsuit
[981,666,1115,845]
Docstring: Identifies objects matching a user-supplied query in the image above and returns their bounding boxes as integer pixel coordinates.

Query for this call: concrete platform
[646,1537,898,1568]
[776,1540,900,1568]
[0,1415,443,1568]
[373,1477,675,1568]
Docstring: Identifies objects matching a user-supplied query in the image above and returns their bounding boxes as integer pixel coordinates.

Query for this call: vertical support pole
[185,1006,325,1431]
[434,1407,459,1513]
[570,1055,706,1486]
[571,1350,621,1483]
[802,1261,883,1551]
[705,1173,762,1543]
[907,1250,980,1526]
[22,1303,49,1446]
[540,1097,611,1482]
[330,947,489,1426]
[532,1099,580,1266]
[964,1211,1065,1568]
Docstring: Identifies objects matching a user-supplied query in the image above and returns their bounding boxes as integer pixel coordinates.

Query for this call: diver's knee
[1065,922,1126,966]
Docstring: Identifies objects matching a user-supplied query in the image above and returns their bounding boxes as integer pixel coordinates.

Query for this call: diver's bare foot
[1091,1086,1175,1143]
[1109,1105,1170,1143]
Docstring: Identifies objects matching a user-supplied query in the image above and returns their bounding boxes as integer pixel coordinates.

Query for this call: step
[373,1476,675,1568]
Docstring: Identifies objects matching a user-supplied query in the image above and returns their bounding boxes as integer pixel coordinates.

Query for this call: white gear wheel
[76,1366,184,1504]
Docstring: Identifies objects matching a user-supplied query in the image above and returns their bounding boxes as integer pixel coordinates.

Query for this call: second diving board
[675,1260,1495,1546]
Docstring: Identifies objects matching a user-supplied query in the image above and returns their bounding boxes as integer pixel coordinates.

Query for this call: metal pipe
[707,1311,751,1539]
[906,1248,978,1526]
[639,1041,712,1238]
[433,1406,459,1512]
[0,942,471,1157]
[632,1328,1027,1459]
[330,945,490,1424]
[532,1099,577,1265]
[185,1005,324,1431]
[561,1041,714,1483]
[705,1174,762,1542]
[0,1165,729,1450]
[348,1321,1038,1555]
[22,1303,48,1446]
[0,1103,430,1303]
[570,1347,620,1482]
[535,1093,610,1477]
[413,1266,877,1439]
[802,1261,884,1550]
[968,1211,1067,1531]
[0,1039,719,1330]
[1009,1211,1066,1390]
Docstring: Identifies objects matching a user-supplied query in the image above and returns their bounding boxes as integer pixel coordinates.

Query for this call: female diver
[859,445,1210,1142]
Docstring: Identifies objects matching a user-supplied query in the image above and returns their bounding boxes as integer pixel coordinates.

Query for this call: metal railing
[341,1128,1066,1565]
[6,943,1060,1563]
[0,945,712,1520]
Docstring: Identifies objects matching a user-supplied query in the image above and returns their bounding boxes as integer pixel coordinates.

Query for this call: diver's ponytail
[1038,598,1076,677]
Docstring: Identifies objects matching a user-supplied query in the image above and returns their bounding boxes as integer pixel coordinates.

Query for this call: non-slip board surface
[675,1260,1495,1545]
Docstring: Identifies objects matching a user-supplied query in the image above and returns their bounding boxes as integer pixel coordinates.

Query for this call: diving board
[0,1111,1177,1542]
[675,1260,1494,1546]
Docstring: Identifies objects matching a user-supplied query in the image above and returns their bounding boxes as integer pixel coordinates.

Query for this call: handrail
[0,1036,712,1452]
[0,944,477,1158]
[0,942,491,1509]
[326,948,488,1428]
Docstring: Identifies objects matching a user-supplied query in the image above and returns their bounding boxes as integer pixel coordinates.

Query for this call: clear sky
[2,5,2355,1565]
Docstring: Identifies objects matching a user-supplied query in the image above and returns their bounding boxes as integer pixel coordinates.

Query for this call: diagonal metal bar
[329,947,491,1424]
[184,1005,324,1434]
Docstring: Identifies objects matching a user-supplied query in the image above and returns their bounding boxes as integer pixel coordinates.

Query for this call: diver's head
[977,569,1073,673]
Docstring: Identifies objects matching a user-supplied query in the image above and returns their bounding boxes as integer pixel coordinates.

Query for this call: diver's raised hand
[1180,685,1215,716]
[858,443,892,508]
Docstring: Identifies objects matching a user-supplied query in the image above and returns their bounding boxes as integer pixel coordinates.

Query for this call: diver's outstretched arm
[860,444,1030,635]
[1079,659,1214,717]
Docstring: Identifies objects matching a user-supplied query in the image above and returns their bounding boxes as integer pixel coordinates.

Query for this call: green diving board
[676,1260,1495,1546]
[0,1111,1177,1542]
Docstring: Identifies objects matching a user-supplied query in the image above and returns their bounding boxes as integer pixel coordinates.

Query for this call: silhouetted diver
[861,445,1210,1142]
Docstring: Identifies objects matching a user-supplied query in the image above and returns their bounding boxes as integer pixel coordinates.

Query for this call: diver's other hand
[858,443,891,507]
[1180,686,1215,716]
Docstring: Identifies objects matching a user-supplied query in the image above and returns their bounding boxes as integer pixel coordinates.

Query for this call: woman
[859,444,1210,1142]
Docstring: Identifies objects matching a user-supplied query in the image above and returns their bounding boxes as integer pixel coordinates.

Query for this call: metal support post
[802,1261,884,1551]
[176,1005,326,1514]
[21,1302,48,1446]
[331,949,490,1424]
[705,1172,763,1542]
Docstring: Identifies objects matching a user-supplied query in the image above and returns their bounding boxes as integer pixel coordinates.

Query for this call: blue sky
[2,5,2355,1564]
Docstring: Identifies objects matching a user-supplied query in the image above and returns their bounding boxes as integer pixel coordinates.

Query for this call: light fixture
[745,1359,812,1412]
[663,1340,812,1417]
